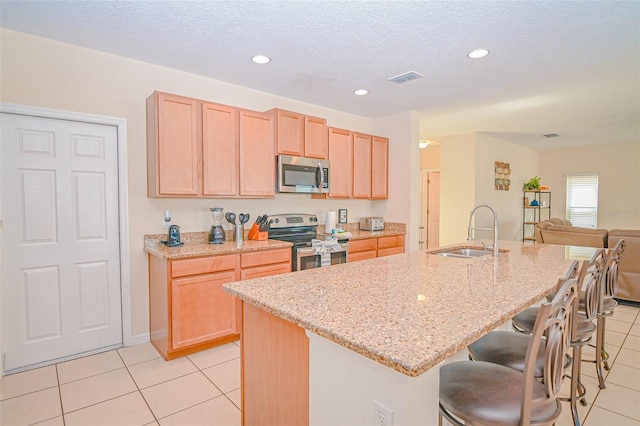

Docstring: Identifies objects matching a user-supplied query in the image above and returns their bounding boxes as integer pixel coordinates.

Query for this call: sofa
[534,219,640,303]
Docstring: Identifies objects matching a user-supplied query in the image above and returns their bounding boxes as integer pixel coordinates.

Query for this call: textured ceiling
[1,0,639,150]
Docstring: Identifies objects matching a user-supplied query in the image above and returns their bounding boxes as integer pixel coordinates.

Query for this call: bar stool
[590,239,625,388]
[469,252,605,426]
[439,277,578,426]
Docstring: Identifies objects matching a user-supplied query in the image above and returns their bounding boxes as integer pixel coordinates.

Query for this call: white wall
[474,133,539,241]
[0,29,412,337]
[439,133,477,244]
[439,132,539,244]
[539,142,640,229]
[372,111,421,251]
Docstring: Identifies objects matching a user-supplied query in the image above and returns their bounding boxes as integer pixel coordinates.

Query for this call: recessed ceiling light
[468,49,490,59]
[251,55,271,64]
[354,89,369,96]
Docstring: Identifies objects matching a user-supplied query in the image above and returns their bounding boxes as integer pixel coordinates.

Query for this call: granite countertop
[223,240,579,377]
[144,231,292,260]
[317,222,406,240]
[145,223,406,260]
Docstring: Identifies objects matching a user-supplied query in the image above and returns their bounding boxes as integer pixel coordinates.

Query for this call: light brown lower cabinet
[148,248,291,360]
[171,270,238,350]
[349,235,405,262]
[377,235,406,257]
[348,238,378,262]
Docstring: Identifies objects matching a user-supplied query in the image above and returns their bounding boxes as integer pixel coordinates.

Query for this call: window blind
[566,175,599,228]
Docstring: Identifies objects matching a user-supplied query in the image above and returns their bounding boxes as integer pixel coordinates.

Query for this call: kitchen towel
[325,211,337,234]
[312,238,341,267]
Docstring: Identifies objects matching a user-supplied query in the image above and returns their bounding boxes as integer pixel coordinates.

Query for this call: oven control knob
[275,218,280,223]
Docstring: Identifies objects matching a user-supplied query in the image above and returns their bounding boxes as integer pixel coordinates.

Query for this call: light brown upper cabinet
[270,108,328,159]
[352,132,372,198]
[327,127,353,198]
[202,101,237,196]
[239,109,275,196]
[147,92,200,196]
[352,133,389,200]
[371,136,389,199]
[147,91,274,198]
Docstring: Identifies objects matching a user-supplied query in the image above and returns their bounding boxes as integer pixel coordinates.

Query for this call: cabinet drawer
[241,248,291,268]
[171,254,237,278]
[349,250,377,262]
[377,235,405,249]
[378,246,405,257]
[241,262,291,280]
[349,238,377,252]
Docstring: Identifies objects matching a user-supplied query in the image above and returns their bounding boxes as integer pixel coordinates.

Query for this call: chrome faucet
[467,204,499,256]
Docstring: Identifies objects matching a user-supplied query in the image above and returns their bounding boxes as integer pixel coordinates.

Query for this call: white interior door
[1,112,122,372]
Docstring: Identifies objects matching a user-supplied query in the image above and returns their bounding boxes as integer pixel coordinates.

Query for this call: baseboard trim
[129,332,150,346]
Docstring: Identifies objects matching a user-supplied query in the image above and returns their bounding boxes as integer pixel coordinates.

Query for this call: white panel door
[1,113,122,371]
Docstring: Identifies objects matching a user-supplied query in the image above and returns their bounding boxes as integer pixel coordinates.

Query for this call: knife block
[247,223,268,241]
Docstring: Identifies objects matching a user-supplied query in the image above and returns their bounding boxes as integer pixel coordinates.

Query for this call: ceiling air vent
[388,71,424,84]
[543,133,560,138]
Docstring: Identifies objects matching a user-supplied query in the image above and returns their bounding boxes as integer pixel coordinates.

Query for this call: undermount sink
[428,245,509,259]
[435,248,493,258]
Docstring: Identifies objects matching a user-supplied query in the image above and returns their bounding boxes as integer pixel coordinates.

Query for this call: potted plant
[523,176,541,191]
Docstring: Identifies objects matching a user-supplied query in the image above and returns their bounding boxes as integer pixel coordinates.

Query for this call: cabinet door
[371,136,388,199]
[202,102,238,196]
[239,109,275,197]
[304,116,328,159]
[327,127,352,198]
[352,133,372,198]
[147,92,200,196]
[171,270,237,349]
[273,109,304,156]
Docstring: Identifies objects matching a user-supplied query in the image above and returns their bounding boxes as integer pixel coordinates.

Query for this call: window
[566,175,599,228]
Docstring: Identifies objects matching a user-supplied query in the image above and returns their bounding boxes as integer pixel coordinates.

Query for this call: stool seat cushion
[468,331,544,377]
[512,307,537,333]
[440,361,561,426]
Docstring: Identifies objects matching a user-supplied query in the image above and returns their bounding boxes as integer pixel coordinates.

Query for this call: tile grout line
[115,348,160,425]
[55,363,66,426]
[189,353,242,413]
[584,308,639,426]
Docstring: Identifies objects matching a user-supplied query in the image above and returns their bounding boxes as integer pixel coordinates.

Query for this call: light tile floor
[1,303,639,425]
[0,341,241,425]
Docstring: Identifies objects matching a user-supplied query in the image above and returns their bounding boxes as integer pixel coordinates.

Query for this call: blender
[208,207,225,244]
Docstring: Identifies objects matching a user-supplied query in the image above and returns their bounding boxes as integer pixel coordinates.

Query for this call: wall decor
[494,161,511,190]
[338,209,347,223]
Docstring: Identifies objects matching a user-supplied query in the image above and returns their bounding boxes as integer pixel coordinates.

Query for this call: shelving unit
[523,191,551,242]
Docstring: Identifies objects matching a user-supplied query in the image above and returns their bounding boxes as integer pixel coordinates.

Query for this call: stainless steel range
[267,213,349,271]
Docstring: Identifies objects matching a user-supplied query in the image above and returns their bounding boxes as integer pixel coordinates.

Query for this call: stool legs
[569,345,582,426]
[595,316,608,389]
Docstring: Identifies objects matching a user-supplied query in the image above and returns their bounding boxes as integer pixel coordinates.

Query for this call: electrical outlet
[372,400,394,426]
[163,210,171,229]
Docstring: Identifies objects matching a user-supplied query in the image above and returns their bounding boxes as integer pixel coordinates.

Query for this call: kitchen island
[223,240,580,425]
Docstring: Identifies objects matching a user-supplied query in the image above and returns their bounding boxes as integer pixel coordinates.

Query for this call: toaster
[360,217,385,231]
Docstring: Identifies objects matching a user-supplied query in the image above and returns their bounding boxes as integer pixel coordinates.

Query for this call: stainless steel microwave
[277,155,329,194]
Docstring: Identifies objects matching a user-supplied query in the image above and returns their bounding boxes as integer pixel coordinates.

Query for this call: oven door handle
[299,244,349,255]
